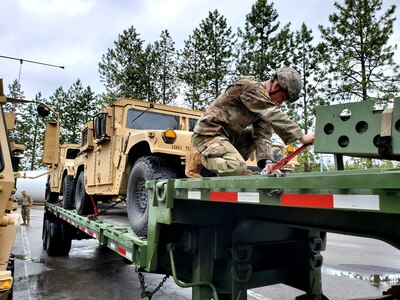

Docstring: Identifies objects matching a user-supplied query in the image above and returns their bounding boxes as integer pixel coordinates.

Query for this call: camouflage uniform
[21,193,33,225]
[192,76,303,176]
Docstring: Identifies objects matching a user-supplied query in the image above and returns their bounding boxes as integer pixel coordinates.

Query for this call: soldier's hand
[299,133,314,145]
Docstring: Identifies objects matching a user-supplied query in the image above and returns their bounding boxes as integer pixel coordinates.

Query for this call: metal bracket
[231,263,252,283]
[231,244,252,262]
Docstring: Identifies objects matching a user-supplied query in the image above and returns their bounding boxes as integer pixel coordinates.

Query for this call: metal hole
[355,121,368,134]
[338,136,349,148]
[396,120,400,132]
[324,123,334,135]
[340,109,351,121]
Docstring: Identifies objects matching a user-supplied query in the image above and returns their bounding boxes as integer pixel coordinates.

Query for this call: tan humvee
[43,134,80,208]
[43,98,203,236]
[0,80,21,300]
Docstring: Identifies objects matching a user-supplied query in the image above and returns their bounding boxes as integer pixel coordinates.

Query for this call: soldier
[185,67,314,178]
[20,190,33,225]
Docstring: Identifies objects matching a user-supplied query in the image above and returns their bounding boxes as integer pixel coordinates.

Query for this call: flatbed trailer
[43,98,400,299]
[44,167,400,300]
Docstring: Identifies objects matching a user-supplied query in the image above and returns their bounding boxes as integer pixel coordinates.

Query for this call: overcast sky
[1,0,399,100]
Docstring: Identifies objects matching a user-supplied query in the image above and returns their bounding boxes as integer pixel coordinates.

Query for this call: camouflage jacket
[21,195,33,207]
[193,76,304,145]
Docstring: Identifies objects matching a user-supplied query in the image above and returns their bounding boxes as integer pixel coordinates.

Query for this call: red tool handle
[270,144,309,171]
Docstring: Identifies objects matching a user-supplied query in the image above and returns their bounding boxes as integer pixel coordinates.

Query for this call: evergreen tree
[140,43,159,102]
[318,0,400,103]
[178,33,205,110]
[195,10,236,102]
[154,30,178,105]
[67,80,97,143]
[178,10,235,109]
[7,82,46,170]
[286,23,330,172]
[48,81,97,144]
[98,26,147,100]
[48,87,69,144]
[236,0,293,79]
[21,93,46,170]
[4,79,23,112]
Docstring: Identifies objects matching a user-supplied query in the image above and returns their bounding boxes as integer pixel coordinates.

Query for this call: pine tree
[67,80,97,143]
[48,87,69,144]
[48,81,97,144]
[140,44,159,102]
[195,10,236,102]
[7,82,46,170]
[236,0,293,79]
[98,26,147,100]
[286,23,330,172]
[318,0,400,103]
[22,93,46,170]
[178,33,205,110]
[154,30,178,105]
[178,10,235,109]
[4,79,23,112]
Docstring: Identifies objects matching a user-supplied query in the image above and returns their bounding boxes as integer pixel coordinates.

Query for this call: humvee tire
[62,175,74,209]
[127,156,176,237]
[74,172,94,216]
[46,182,59,203]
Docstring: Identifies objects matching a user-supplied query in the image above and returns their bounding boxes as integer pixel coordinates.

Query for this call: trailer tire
[74,172,94,216]
[127,156,176,237]
[59,222,72,255]
[62,175,74,209]
[46,221,61,256]
[42,218,50,250]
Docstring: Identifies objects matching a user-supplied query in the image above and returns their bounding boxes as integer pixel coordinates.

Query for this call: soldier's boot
[185,153,203,178]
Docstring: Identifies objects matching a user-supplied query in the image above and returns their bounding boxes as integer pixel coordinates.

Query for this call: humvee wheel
[127,156,176,237]
[74,172,94,215]
[46,182,59,203]
[62,175,74,209]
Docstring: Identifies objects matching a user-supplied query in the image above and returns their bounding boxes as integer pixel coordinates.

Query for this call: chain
[135,267,170,299]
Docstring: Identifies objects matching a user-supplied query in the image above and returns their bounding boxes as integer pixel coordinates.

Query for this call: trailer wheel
[46,221,61,256]
[127,156,176,237]
[62,175,75,209]
[59,222,72,255]
[74,172,94,216]
[42,218,50,250]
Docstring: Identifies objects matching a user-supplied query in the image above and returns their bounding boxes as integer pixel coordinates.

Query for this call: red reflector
[281,194,334,208]
[210,192,237,202]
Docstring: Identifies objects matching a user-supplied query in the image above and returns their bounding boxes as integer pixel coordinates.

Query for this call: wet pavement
[11,206,400,299]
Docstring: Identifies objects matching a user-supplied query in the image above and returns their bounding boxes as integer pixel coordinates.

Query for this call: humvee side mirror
[37,104,51,117]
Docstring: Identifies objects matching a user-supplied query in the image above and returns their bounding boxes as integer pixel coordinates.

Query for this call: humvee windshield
[126,109,179,130]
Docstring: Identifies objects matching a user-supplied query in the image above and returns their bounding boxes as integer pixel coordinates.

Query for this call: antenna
[0,55,65,83]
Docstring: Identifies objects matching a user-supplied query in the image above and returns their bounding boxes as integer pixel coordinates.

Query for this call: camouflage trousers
[192,130,257,176]
[21,205,31,223]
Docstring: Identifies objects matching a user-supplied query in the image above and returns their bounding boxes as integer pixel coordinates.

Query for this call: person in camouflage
[20,190,33,225]
[185,67,314,177]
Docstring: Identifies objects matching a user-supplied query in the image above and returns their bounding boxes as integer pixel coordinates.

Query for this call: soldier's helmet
[275,67,301,102]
